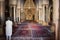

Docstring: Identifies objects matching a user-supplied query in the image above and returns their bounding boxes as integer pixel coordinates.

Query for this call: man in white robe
[6,18,13,40]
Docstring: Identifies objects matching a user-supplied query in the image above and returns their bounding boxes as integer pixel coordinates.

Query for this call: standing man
[6,17,13,40]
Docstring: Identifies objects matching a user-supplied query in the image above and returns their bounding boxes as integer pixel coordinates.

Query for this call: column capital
[45,5,49,8]
[9,0,17,6]
[43,0,49,5]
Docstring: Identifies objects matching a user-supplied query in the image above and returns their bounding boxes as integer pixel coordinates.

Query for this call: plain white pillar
[53,0,59,40]
[0,1,5,24]
[13,6,16,22]
[42,5,45,22]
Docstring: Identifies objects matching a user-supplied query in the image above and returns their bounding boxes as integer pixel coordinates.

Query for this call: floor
[0,36,54,40]
[0,21,55,40]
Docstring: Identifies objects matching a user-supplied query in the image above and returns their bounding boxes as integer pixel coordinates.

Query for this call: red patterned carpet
[12,20,54,40]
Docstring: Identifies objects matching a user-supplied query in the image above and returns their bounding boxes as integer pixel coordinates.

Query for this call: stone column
[18,7,21,23]
[0,1,5,24]
[39,8,40,21]
[35,8,39,22]
[38,7,43,23]
[35,4,39,22]
[9,0,17,22]
[16,8,21,23]
[0,0,5,35]
[16,0,21,23]
[13,6,16,22]
[38,0,43,23]
[45,5,49,22]
[42,5,45,22]
[48,6,50,22]
[53,0,59,40]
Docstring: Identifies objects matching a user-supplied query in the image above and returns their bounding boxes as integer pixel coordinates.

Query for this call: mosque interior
[0,0,60,40]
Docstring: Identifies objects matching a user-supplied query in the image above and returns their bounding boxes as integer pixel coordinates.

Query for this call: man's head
[7,17,11,20]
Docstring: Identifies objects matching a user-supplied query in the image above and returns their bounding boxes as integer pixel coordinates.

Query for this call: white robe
[6,20,13,36]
